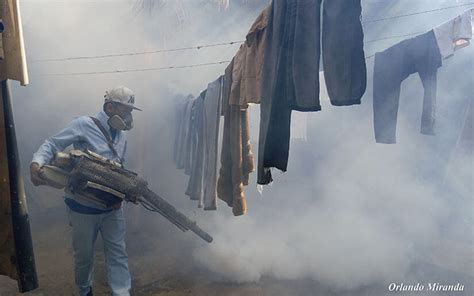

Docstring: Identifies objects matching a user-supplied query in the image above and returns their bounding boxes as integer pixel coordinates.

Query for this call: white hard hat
[104,86,142,111]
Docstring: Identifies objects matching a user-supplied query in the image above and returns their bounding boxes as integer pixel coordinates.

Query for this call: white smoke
[192,123,448,290]
[12,0,472,293]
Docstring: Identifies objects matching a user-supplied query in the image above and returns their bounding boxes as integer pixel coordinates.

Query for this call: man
[30,86,141,296]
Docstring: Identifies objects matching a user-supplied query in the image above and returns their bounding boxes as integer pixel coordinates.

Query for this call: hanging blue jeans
[68,208,131,296]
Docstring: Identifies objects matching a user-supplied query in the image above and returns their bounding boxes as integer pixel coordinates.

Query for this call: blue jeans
[68,208,131,296]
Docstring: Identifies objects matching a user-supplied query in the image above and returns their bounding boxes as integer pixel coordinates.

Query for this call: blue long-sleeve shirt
[31,110,128,213]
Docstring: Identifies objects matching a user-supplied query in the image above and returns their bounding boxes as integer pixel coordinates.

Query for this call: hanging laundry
[202,76,223,210]
[318,71,330,103]
[173,95,194,171]
[214,6,268,214]
[258,0,366,184]
[172,97,184,166]
[175,83,222,210]
[179,97,196,173]
[373,30,442,144]
[229,5,270,106]
[433,10,472,60]
[185,91,205,203]
[183,97,200,176]
[217,60,254,216]
[291,111,308,142]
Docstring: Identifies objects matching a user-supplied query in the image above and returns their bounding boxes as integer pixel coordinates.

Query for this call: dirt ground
[0,204,472,296]
[0,205,329,296]
[0,205,376,296]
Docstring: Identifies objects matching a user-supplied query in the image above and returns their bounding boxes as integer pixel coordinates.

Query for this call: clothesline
[29,41,245,63]
[30,4,474,64]
[29,30,408,64]
[362,2,474,24]
[34,28,451,76]
[36,61,231,76]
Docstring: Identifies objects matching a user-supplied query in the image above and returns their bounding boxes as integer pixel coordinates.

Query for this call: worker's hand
[30,162,48,186]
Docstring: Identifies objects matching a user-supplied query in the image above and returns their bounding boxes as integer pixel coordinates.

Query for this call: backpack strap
[89,116,119,159]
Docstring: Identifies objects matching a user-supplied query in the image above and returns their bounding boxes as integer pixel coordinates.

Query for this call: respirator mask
[103,86,141,130]
[108,112,134,131]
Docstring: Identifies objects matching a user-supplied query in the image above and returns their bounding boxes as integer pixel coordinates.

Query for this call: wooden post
[0,80,38,292]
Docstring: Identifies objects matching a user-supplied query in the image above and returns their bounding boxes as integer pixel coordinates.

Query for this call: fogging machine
[39,150,213,243]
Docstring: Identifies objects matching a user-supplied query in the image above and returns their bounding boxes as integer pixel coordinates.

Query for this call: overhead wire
[362,2,474,24]
[33,4,474,64]
[35,4,474,76]
[30,40,245,63]
[38,61,231,76]
[35,29,432,76]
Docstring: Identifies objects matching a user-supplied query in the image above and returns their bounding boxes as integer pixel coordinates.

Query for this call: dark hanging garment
[258,0,366,184]
[258,0,292,185]
[322,0,367,105]
[0,80,38,292]
[373,30,442,144]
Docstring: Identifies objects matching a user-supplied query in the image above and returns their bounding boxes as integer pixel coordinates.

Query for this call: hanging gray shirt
[202,76,223,210]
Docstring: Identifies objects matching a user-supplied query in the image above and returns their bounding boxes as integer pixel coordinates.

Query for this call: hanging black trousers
[258,0,366,184]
